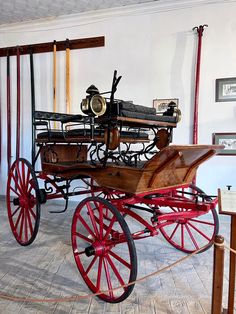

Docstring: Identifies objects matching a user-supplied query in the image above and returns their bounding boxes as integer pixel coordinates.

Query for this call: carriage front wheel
[71,196,137,303]
[6,158,41,246]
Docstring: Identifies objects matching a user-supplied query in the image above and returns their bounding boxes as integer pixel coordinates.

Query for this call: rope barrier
[215,242,236,255]
[1,241,234,304]
[0,248,201,304]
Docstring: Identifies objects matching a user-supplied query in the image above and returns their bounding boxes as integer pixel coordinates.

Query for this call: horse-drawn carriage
[6,71,222,303]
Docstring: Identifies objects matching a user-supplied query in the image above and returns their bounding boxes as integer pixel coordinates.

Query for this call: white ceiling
[1,0,235,26]
[0,0,159,25]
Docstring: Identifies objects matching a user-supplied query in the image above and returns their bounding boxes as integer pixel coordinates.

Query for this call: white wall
[0,0,235,196]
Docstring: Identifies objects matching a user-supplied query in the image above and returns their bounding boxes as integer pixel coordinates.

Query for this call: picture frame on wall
[212,132,236,155]
[153,98,179,113]
[215,77,236,102]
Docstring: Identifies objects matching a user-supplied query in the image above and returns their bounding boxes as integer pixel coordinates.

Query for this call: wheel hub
[85,241,107,257]
[85,246,95,257]
[18,194,35,208]
[13,198,20,206]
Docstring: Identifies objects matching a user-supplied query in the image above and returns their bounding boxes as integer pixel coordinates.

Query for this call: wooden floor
[0,198,234,314]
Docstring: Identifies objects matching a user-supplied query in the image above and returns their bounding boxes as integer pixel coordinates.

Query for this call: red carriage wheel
[6,158,40,246]
[71,197,137,303]
[159,185,219,253]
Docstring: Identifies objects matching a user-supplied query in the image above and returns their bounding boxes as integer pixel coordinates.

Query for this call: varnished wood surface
[40,145,87,163]
[0,36,105,57]
[42,144,223,194]
[228,216,236,313]
[96,116,177,128]
[211,235,225,314]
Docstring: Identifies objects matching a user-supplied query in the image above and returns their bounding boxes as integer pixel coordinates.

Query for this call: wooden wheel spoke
[189,218,215,226]
[98,203,104,239]
[103,257,114,298]
[169,222,180,240]
[106,254,126,287]
[77,213,96,239]
[96,257,103,291]
[73,231,93,243]
[86,202,99,238]
[21,161,26,187]
[10,185,21,197]
[25,168,31,192]
[85,256,97,276]
[104,216,116,240]
[25,208,34,236]
[28,184,33,194]
[16,162,26,193]
[185,224,199,249]
[109,250,131,269]
[28,207,37,221]
[24,208,28,242]
[14,208,24,231]
[11,172,24,195]
[187,222,211,241]
[11,206,21,218]
[19,209,25,240]
[181,224,184,249]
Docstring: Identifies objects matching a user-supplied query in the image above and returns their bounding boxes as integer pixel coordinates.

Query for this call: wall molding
[0,0,236,33]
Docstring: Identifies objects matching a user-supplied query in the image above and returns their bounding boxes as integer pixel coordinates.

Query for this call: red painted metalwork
[192,24,208,185]
[158,185,219,253]
[7,52,11,172]
[192,24,208,145]
[6,158,40,246]
[16,46,21,160]
[6,158,219,302]
[71,197,137,303]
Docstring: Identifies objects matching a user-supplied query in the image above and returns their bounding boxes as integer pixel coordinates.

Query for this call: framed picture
[153,98,179,113]
[212,132,236,155]
[215,77,236,102]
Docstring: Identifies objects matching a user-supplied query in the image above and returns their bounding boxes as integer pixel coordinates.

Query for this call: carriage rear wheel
[71,197,137,303]
[6,158,40,246]
[159,185,219,253]
[86,178,129,219]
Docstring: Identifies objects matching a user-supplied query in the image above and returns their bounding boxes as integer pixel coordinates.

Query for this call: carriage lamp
[81,84,107,116]
[163,101,182,122]
[90,95,107,116]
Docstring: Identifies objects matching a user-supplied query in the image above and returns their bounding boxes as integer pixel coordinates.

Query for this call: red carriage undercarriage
[6,72,222,303]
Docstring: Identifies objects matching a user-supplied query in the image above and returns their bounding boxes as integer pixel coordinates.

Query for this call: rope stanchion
[0,247,203,304]
[211,235,225,314]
